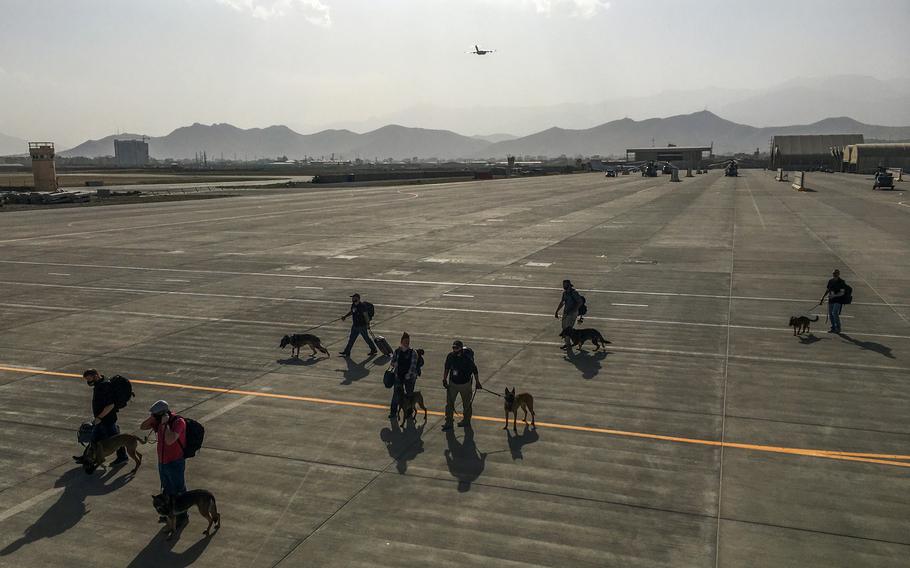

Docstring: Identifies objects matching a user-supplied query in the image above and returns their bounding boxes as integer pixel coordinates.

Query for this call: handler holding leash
[442,340,481,431]
[819,269,849,334]
[73,369,127,466]
[555,279,583,351]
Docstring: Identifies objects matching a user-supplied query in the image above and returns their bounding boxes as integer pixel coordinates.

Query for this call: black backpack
[175,416,205,458]
[109,375,134,409]
[577,293,588,317]
[363,302,375,321]
[841,283,853,305]
[462,347,475,362]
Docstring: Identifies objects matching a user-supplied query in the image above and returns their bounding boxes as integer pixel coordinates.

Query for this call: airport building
[28,141,57,191]
[625,146,712,169]
[841,143,910,174]
[769,134,863,171]
[114,138,150,167]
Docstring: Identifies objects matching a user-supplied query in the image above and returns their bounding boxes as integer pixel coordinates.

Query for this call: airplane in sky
[469,45,495,55]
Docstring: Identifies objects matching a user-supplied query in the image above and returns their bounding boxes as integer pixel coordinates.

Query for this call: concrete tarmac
[0,170,908,567]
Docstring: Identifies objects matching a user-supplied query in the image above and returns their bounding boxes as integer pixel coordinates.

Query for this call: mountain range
[52,111,910,161]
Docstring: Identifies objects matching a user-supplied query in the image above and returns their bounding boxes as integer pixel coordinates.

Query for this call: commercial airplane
[470,45,495,55]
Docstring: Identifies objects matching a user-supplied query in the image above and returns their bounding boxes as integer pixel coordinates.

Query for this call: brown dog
[397,389,428,425]
[789,314,819,336]
[503,388,535,431]
[280,333,330,358]
[80,433,146,474]
[153,490,221,540]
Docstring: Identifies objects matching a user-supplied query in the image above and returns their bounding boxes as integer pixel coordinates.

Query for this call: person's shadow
[444,428,487,493]
[839,334,895,359]
[379,417,425,474]
[1,465,136,556]
[124,528,213,568]
[337,353,375,385]
[564,349,608,379]
[506,424,539,461]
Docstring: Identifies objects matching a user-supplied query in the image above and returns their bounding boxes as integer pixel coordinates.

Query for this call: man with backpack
[442,340,481,431]
[389,332,421,419]
[820,269,852,334]
[73,369,128,466]
[554,279,586,351]
[339,293,377,357]
[141,400,189,529]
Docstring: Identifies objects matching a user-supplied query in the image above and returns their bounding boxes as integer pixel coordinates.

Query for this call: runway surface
[0,170,908,567]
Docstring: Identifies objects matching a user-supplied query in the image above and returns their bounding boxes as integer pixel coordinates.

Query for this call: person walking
[554,279,583,350]
[339,293,377,357]
[73,369,128,466]
[442,340,481,431]
[820,269,848,334]
[140,400,188,529]
[389,332,419,419]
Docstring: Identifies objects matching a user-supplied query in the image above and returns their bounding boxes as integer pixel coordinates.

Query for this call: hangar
[842,143,910,174]
[625,146,712,170]
[769,134,863,171]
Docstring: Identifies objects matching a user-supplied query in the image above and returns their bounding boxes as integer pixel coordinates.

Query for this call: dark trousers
[390,377,415,415]
[92,421,127,461]
[343,326,376,354]
[159,459,188,521]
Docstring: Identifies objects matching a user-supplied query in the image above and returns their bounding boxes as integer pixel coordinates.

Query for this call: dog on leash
[503,388,535,431]
[78,433,146,474]
[280,333,330,358]
[153,490,221,540]
[789,314,819,336]
[559,327,611,351]
[397,389,428,425]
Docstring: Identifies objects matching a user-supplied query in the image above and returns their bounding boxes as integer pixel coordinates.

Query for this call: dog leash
[477,386,502,398]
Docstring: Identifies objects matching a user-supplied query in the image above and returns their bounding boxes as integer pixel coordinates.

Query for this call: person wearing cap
[389,332,421,419]
[820,269,848,334]
[73,369,127,465]
[339,293,377,357]
[554,279,583,351]
[140,400,189,528]
[442,340,480,431]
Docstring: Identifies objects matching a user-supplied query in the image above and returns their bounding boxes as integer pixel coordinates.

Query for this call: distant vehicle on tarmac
[873,168,894,190]
[605,169,616,177]
[724,160,738,177]
[661,163,673,174]
[641,161,658,177]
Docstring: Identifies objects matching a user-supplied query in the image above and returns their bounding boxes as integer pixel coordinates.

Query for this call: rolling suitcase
[370,329,393,356]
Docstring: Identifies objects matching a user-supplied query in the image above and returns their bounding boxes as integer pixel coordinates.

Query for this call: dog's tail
[809,315,819,322]
[597,331,612,344]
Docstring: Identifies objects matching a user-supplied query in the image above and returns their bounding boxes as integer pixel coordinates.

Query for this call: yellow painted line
[2,364,909,468]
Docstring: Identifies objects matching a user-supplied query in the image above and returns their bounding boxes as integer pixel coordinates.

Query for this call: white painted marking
[284,266,311,272]
[167,250,185,254]
[0,487,64,522]
[47,273,70,276]
[612,303,649,308]
[165,279,190,283]
[525,262,552,267]
[332,255,358,260]
[198,395,257,423]
[294,286,324,290]
[423,258,451,264]
[0,260,906,308]
[486,219,505,222]
[443,293,474,298]
[548,220,565,223]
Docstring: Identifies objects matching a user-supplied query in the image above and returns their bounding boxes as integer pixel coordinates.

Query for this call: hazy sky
[1,0,908,146]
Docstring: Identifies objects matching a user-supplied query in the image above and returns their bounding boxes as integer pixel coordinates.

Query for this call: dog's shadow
[1,465,136,557]
[444,428,487,493]
[124,528,213,568]
[798,334,822,345]
[564,349,609,379]
[839,334,895,359]
[380,417,426,474]
[277,354,329,366]
[506,424,539,460]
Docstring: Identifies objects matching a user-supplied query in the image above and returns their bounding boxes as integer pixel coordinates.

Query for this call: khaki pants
[561,309,578,346]
[445,381,474,424]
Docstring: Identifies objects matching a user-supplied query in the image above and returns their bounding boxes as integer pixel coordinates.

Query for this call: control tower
[29,142,58,191]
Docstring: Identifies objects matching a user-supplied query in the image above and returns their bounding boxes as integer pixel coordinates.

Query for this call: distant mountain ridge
[58,112,910,161]
[0,132,28,156]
